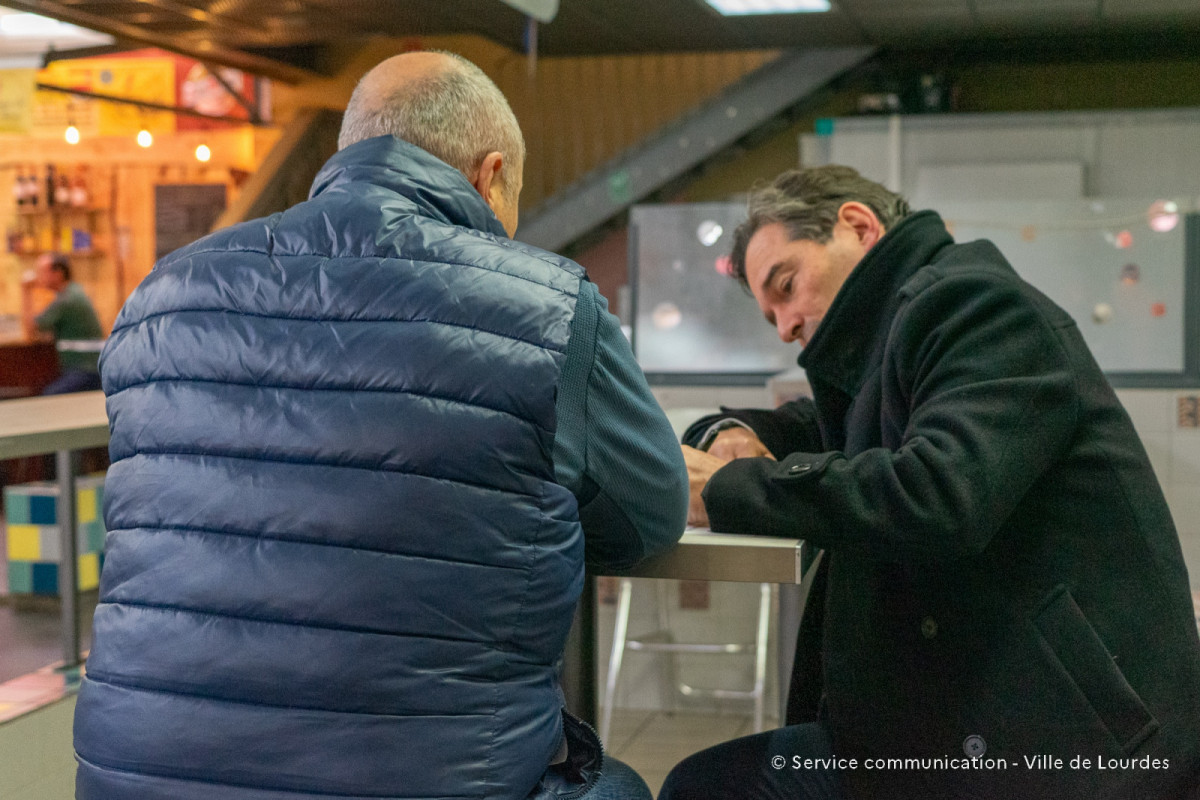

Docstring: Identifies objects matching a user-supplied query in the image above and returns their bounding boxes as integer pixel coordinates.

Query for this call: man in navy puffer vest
[74,51,688,800]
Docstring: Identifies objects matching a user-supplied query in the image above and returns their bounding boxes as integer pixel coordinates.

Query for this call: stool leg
[655,579,680,714]
[751,583,772,732]
[600,578,633,744]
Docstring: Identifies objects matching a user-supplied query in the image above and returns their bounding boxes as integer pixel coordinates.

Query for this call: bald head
[338,51,525,215]
[346,51,457,119]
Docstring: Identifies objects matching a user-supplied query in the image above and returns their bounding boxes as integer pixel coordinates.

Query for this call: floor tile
[611,709,760,796]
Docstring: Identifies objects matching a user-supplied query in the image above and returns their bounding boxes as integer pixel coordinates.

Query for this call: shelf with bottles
[8,247,106,259]
[4,227,103,258]
[10,164,99,215]
[16,205,110,218]
[7,163,109,260]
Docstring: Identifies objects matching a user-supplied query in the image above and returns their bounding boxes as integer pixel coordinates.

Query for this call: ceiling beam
[201,61,262,123]
[0,0,320,83]
[36,80,270,125]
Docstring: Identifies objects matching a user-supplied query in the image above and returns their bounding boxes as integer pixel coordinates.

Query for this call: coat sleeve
[681,399,824,457]
[554,281,688,571]
[702,269,1080,563]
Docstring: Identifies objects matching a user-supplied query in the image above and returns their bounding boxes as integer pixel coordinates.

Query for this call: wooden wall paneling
[568,57,588,187]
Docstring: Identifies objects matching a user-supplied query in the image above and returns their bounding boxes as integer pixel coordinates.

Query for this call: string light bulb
[137,128,153,148]
[64,125,80,145]
[194,144,212,162]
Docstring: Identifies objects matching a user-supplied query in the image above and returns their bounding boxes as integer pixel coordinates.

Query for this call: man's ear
[471,151,505,211]
[837,201,885,249]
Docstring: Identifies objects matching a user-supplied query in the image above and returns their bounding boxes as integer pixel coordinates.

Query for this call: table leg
[562,575,598,726]
[56,449,81,668]
[776,583,802,724]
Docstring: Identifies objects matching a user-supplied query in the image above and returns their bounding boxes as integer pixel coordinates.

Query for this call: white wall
[1119,389,1200,592]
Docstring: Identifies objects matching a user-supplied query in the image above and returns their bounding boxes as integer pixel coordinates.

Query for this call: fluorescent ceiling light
[703,0,831,14]
[0,7,113,53]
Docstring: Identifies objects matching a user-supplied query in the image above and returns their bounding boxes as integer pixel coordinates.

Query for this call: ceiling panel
[1102,0,1200,19]
[2,0,1199,80]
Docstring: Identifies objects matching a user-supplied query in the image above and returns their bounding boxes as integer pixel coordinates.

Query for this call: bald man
[74,51,687,800]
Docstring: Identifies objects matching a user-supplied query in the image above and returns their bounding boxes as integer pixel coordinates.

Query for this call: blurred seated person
[21,252,104,394]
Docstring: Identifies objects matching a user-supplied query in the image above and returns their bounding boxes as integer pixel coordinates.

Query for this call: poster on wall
[28,48,266,139]
[0,68,36,134]
[34,55,176,138]
[176,60,262,130]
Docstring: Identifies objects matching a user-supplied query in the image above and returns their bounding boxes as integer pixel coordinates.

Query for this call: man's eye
[781,279,793,295]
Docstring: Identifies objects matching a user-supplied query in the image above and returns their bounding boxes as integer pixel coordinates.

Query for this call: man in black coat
[660,166,1200,800]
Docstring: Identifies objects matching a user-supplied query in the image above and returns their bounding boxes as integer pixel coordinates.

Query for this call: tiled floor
[606,709,770,795]
[0,663,80,723]
[0,594,95,686]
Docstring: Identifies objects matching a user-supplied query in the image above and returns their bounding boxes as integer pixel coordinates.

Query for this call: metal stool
[600,578,772,743]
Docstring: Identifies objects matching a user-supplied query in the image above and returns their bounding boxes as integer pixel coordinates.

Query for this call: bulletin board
[155,184,227,261]
[629,202,799,384]
[943,198,1196,381]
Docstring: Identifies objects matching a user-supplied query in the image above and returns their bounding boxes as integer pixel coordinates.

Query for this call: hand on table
[682,445,724,527]
[707,426,774,462]
[683,429,774,527]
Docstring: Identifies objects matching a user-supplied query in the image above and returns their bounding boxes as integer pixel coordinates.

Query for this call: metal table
[0,391,109,668]
[564,529,820,729]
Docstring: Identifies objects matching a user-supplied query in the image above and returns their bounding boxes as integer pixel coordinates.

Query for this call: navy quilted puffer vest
[75,137,588,799]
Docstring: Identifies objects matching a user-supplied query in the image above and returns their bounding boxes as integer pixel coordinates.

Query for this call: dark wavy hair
[729,165,911,288]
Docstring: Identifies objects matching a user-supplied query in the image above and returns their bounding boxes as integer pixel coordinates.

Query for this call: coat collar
[798,210,953,396]
[308,135,508,238]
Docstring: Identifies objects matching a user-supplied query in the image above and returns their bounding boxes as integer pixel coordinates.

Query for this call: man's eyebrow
[760,261,787,293]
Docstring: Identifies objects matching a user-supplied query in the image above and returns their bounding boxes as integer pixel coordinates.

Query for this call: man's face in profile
[743,218,866,347]
[35,255,62,291]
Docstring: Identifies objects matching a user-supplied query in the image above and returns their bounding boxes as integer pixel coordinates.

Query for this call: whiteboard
[944,198,1187,373]
[629,202,798,379]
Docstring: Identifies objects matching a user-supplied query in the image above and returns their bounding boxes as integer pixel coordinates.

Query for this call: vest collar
[309,135,508,238]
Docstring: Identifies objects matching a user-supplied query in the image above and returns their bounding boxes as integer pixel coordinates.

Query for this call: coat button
[920,616,938,639]
[788,463,811,474]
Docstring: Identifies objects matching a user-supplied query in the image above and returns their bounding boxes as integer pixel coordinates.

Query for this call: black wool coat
[690,211,1200,799]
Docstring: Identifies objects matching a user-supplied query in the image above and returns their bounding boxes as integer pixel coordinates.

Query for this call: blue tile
[30,495,57,526]
[31,562,59,595]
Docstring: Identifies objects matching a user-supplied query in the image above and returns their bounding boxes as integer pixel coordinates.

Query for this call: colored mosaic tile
[86,520,105,553]
[3,490,30,524]
[38,526,62,562]
[29,494,56,525]
[7,524,41,561]
[78,487,97,524]
[5,477,108,596]
[30,562,58,595]
[78,553,100,591]
[7,561,33,594]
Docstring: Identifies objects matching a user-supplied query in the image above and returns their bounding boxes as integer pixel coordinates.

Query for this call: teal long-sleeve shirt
[552,281,688,572]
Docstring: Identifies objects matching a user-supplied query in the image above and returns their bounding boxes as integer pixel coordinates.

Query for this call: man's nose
[777,315,802,343]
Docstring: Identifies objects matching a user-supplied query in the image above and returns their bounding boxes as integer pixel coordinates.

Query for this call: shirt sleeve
[553,281,687,571]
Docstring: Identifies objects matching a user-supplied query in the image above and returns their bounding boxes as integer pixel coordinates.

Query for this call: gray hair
[338,51,525,203]
[730,165,911,288]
